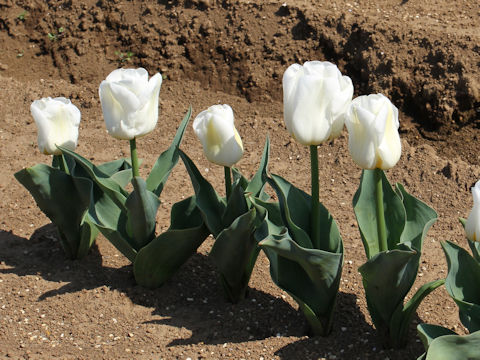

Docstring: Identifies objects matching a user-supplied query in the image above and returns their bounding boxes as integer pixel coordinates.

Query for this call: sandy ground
[1,0,480,359]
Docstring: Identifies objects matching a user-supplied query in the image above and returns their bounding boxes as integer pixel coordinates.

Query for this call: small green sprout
[47,27,66,42]
[115,50,135,63]
[17,11,28,21]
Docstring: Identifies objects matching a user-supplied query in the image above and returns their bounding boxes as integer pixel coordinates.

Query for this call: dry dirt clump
[1,0,480,359]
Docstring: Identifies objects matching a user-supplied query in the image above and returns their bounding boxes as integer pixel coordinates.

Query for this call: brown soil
[1,0,479,359]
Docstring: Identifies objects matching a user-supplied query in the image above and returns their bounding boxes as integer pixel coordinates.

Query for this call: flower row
[16,62,480,357]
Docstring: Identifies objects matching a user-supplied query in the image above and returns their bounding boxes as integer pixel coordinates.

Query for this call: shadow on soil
[0,227,302,344]
[0,227,427,353]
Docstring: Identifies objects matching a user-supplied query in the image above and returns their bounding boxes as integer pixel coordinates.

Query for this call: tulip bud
[466,181,480,242]
[99,68,162,140]
[282,61,354,146]
[193,104,244,167]
[30,97,81,155]
[345,94,401,170]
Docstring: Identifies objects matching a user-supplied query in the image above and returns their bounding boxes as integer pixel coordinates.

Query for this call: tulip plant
[16,68,215,285]
[416,182,480,359]
[181,104,271,303]
[15,97,101,259]
[346,94,444,348]
[256,61,353,336]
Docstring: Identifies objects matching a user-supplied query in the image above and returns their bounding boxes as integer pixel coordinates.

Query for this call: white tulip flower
[99,68,162,140]
[466,181,480,242]
[30,97,81,155]
[282,61,354,146]
[193,104,244,167]
[345,94,401,170]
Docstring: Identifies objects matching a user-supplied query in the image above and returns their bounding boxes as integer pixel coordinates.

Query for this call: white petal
[31,97,80,154]
[193,104,243,166]
[99,81,134,139]
[466,181,480,241]
[289,74,331,145]
[346,103,377,169]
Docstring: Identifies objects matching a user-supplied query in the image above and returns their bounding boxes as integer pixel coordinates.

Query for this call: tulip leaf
[417,323,457,351]
[353,169,405,258]
[134,196,209,288]
[467,239,480,263]
[125,177,161,251]
[59,146,128,211]
[210,208,260,303]
[94,224,137,262]
[180,150,226,236]
[390,278,445,347]
[86,185,136,262]
[97,158,132,176]
[442,240,480,332]
[146,106,191,196]
[252,198,283,232]
[268,173,312,249]
[424,330,480,360]
[14,164,96,259]
[259,231,343,336]
[75,220,99,259]
[395,183,438,251]
[232,167,249,190]
[221,181,250,229]
[245,137,270,198]
[110,169,134,188]
[358,248,418,339]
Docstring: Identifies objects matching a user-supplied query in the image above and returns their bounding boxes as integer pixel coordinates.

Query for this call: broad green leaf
[210,208,259,303]
[395,183,437,252]
[97,158,132,176]
[221,181,249,229]
[110,169,134,188]
[86,185,136,262]
[353,169,405,258]
[252,198,283,231]
[75,219,99,259]
[390,279,445,348]
[458,219,480,262]
[14,164,94,259]
[358,249,417,334]
[94,224,137,262]
[125,177,161,250]
[417,323,457,351]
[245,137,270,197]
[59,146,128,211]
[180,150,226,236]
[259,232,343,335]
[134,196,209,288]
[425,330,480,360]
[268,173,312,249]
[442,241,480,332]
[232,167,249,190]
[468,239,480,263]
[146,107,191,196]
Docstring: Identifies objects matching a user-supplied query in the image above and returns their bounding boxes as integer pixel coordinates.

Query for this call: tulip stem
[55,154,70,175]
[130,138,140,178]
[224,166,232,201]
[310,145,320,245]
[374,168,388,252]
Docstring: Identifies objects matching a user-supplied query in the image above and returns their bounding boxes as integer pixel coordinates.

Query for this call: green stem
[130,138,140,178]
[55,154,70,175]
[224,166,232,201]
[374,168,388,252]
[310,145,320,245]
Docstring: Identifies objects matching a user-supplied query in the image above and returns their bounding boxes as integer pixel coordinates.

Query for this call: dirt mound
[2,0,480,130]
